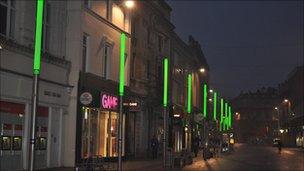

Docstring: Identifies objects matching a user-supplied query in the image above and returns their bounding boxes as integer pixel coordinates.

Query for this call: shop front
[78,91,125,160]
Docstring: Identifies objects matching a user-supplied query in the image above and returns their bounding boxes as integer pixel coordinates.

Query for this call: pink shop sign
[100,92,118,110]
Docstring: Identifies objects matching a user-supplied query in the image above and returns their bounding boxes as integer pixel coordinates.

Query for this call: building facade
[231,88,280,144]
[64,0,132,166]
[0,0,213,170]
[128,1,174,158]
[170,34,210,154]
[0,0,70,170]
[277,66,304,147]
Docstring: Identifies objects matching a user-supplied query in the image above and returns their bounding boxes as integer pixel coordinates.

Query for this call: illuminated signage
[101,93,118,110]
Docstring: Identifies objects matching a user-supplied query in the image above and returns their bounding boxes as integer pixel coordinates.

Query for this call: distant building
[277,66,304,147]
[170,34,210,153]
[231,88,280,144]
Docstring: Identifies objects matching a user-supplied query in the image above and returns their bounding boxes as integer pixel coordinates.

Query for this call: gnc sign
[101,92,118,110]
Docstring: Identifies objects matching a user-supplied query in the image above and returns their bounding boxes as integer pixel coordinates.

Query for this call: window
[0,0,15,38]
[158,35,163,52]
[42,1,51,52]
[112,3,124,30]
[82,34,89,72]
[131,53,136,78]
[147,29,150,44]
[146,60,150,80]
[84,0,91,8]
[103,44,111,79]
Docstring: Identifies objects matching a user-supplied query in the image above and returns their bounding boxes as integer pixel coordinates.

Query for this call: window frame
[82,33,89,72]
[103,43,112,79]
[0,0,16,39]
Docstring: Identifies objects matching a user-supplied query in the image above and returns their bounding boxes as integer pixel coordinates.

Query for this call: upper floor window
[103,44,111,79]
[112,3,125,30]
[146,60,150,80]
[84,0,91,8]
[82,33,89,72]
[158,35,163,52]
[0,0,16,39]
[131,53,136,78]
[42,1,51,52]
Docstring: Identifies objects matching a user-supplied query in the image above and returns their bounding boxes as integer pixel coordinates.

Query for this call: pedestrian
[193,137,200,157]
[151,135,159,159]
[278,140,282,154]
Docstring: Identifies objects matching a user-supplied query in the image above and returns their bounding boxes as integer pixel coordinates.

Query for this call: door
[50,108,60,167]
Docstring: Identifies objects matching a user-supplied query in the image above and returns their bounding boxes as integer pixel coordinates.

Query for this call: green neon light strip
[220,98,224,123]
[187,74,192,114]
[220,98,224,131]
[119,33,126,96]
[225,102,228,130]
[203,84,207,118]
[229,106,232,128]
[33,0,45,75]
[163,58,169,107]
[213,92,217,121]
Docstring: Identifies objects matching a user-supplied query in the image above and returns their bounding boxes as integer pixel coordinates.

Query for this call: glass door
[81,108,124,158]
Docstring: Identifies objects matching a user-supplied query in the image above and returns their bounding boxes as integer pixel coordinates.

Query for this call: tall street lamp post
[29,0,44,170]
[118,33,126,171]
[163,58,169,167]
[275,107,280,137]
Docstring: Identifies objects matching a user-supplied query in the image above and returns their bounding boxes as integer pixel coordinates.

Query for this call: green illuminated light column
[228,106,232,128]
[119,33,126,96]
[162,57,169,168]
[29,0,44,170]
[220,98,224,131]
[203,84,207,118]
[163,58,168,107]
[225,102,228,131]
[213,92,217,121]
[187,74,192,114]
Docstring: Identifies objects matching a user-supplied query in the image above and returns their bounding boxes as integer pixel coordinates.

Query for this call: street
[184,144,304,171]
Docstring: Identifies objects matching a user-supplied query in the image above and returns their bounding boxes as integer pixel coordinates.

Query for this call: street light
[199,68,205,73]
[284,99,289,103]
[274,107,278,110]
[209,89,213,93]
[124,0,135,9]
[29,0,44,170]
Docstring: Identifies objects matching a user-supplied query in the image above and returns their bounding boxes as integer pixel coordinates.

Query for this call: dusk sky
[167,1,303,98]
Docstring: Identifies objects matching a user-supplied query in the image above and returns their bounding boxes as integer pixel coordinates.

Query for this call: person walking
[278,139,282,154]
[151,135,159,159]
[192,137,200,157]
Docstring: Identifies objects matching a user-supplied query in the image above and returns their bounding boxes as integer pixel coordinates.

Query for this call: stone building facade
[0,0,70,170]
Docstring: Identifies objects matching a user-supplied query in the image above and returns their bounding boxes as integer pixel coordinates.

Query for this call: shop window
[81,108,125,158]
[0,0,15,38]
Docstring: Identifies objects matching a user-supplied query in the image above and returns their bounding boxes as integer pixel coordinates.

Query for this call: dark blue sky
[167,1,303,98]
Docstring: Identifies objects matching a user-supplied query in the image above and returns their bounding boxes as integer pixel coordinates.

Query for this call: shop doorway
[81,108,125,158]
[50,107,61,167]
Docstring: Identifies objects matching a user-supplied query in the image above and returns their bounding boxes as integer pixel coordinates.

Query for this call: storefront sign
[123,101,140,112]
[80,92,93,105]
[101,93,118,110]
